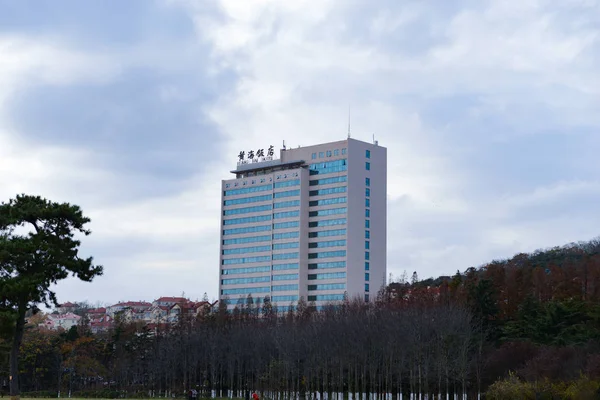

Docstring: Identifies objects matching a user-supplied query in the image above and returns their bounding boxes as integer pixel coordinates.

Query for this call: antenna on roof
[283,140,286,150]
[347,104,351,139]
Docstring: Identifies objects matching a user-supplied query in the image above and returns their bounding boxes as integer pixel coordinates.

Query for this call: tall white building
[219,138,387,311]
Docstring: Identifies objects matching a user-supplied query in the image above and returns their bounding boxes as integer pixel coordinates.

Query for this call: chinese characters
[237,145,275,164]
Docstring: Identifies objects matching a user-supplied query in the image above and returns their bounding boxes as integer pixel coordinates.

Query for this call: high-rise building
[219,138,387,311]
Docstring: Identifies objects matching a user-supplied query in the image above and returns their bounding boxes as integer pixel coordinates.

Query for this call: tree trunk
[9,303,27,400]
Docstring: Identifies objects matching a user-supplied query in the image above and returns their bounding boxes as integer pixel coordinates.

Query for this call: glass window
[311,153,317,159]
[272,263,299,271]
[222,276,270,285]
[221,287,270,295]
[273,231,299,240]
[274,200,300,209]
[365,251,370,260]
[319,152,324,158]
[365,284,370,292]
[365,230,370,239]
[308,272,346,280]
[365,220,370,228]
[326,150,332,157]
[272,252,299,260]
[365,294,369,302]
[365,262,369,270]
[273,210,300,219]
[272,295,299,302]
[308,239,346,249]
[308,294,345,302]
[366,162,370,170]
[366,188,370,197]
[309,218,346,228]
[308,283,346,291]
[223,235,271,245]
[223,225,271,236]
[308,228,346,238]
[223,214,272,226]
[222,266,270,275]
[366,149,370,158]
[224,193,272,206]
[342,148,347,155]
[365,273,370,281]
[272,284,298,292]
[274,179,300,189]
[222,255,271,265]
[272,242,299,250]
[307,250,347,259]
[309,186,347,196]
[308,261,346,270]
[309,159,348,176]
[309,175,347,186]
[223,204,272,216]
[365,209,370,218]
[274,189,300,198]
[224,183,272,197]
[273,221,300,229]
[272,273,298,281]
[365,241,370,250]
[309,207,347,217]
[365,177,370,186]
[222,245,271,255]
[309,197,347,207]
[365,198,370,207]
[334,149,339,156]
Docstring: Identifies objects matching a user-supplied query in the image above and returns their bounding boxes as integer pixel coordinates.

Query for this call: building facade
[219,138,387,311]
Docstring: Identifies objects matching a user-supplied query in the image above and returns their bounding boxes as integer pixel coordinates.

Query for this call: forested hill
[387,236,600,345]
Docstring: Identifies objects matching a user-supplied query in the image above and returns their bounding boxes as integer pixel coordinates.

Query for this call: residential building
[219,138,387,310]
[42,313,81,331]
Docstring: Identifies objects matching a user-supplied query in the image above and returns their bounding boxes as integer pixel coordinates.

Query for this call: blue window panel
[365,294,369,302]
[272,284,299,292]
[223,215,272,226]
[366,188,370,197]
[223,225,271,236]
[222,255,271,265]
[365,198,370,207]
[326,150,332,157]
[222,276,270,285]
[308,272,346,280]
[334,149,339,156]
[308,250,347,259]
[309,197,347,207]
[272,295,299,302]
[274,221,300,229]
[365,241,370,250]
[311,153,316,159]
[274,189,300,198]
[221,287,270,295]
[309,207,347,217]
[365,209,370,218]
[274,179,300,189]
[319,152,324,158]
[308,294,345,301]
[272,252,299,260]
[308,261,346,270]
[272,273,298,281]
[365,284,370,292]
[224,184,272,197]
[222,266,270,275]
[274,200,300,209]
[342,148,347,155]
[309,159,348,175]
[365,230,370,239]
[272,263,299,271]
[365,262,369,271]
[274,210,300,219]
[365,220,370,228]
[309,175,347,186]
[223,204,272,216]
[365,273,370,281]
[308,283,346,291]
[224,194,272,206]
[366,149,371,158]
[223,235,271,245]
[222,245,271,255]
[273,231,299,240]
[309,186,347,196]
[309,218,346,228]
[365,177,370,186]
[308,240,346,249]
[365,162,370,170]
[308,228,346,238]
[365,251,370,260]
[272,242,299,250]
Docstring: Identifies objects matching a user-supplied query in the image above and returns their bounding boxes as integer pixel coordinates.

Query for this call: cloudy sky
[1,0,599,306]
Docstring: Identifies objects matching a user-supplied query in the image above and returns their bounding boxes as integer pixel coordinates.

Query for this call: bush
[563,376,600,400]
[486,373,600,400]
